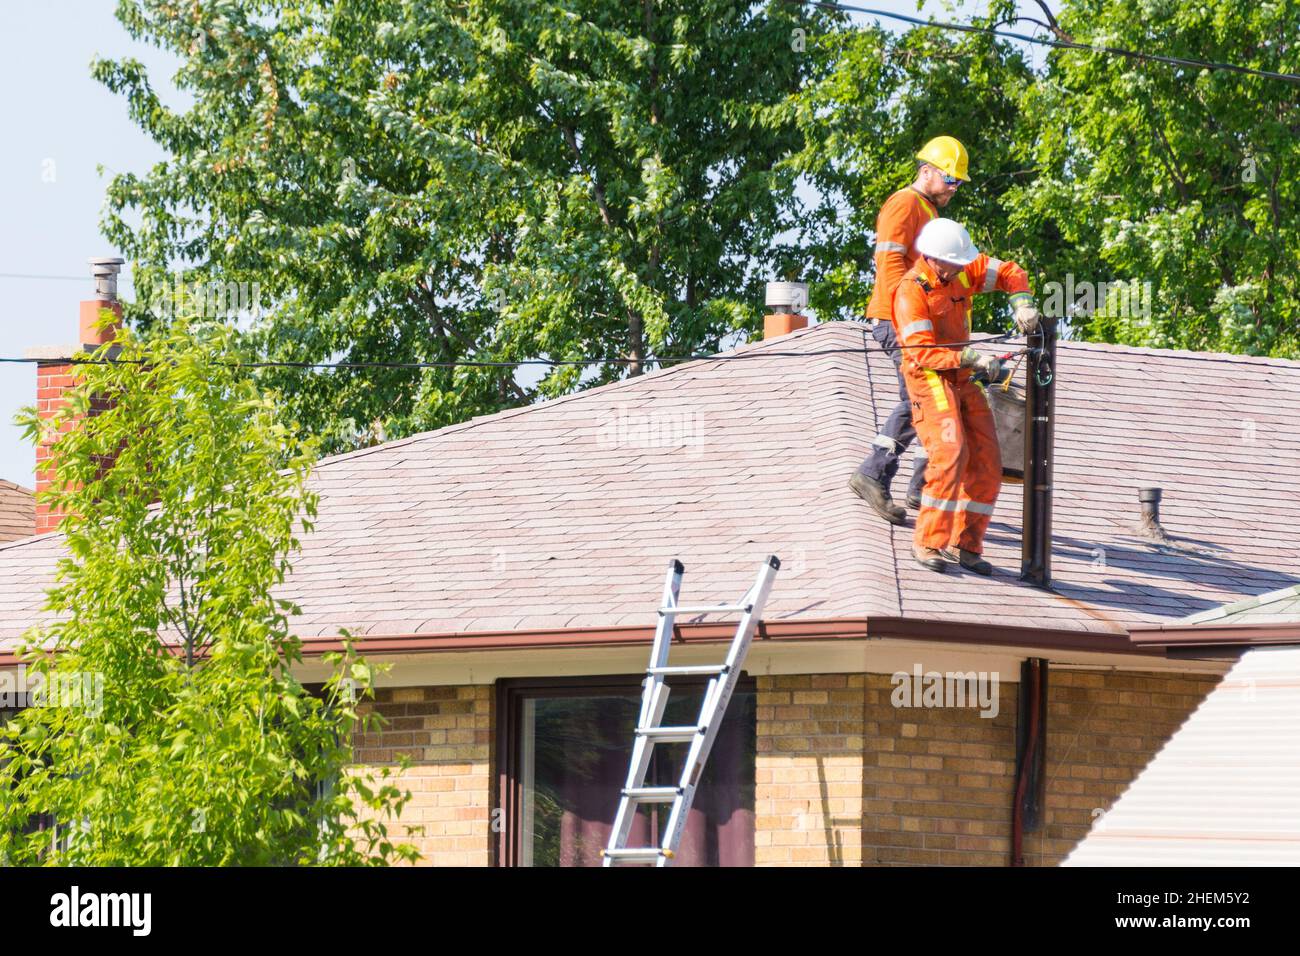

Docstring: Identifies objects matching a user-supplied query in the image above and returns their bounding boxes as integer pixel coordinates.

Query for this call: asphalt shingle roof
[0,480,34,545]
[2,321,1298,650]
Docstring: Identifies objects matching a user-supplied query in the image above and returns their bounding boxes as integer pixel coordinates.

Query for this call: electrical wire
[791,1,1300,84]
[0,273,121,283]
[0,332,1021,371]
[0,329,1291,370]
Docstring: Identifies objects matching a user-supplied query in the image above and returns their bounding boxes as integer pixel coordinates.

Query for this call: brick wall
[757,668,1218,867]
[35,361,79,535]
[755,674,868,866]
[34,359,119,535]
[353,684,493,866]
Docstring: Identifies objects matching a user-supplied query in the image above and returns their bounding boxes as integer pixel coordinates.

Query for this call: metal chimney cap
[765,281,808,314]
[88,257,125,301]
[1138,487,1163,503]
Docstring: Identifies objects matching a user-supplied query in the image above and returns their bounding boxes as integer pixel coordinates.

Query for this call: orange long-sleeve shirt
[893,254,1030,374]
[864,187,939,322]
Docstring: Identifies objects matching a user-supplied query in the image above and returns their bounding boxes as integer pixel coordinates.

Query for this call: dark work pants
[857,320,927,501]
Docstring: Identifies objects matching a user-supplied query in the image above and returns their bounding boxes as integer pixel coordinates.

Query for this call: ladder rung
[602,848,673,863]
[646,664,729,676]
[636,726,701,742]
[660,603,752,615]
[622,786,682,802]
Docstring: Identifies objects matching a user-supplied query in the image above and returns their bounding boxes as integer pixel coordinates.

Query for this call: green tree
[1008,0,1300,355]
[788,6,1043,328]
[0,314,417,866]
[95,0,836,454]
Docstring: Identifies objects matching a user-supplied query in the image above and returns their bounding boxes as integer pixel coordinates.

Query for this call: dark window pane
[519,685,754,867]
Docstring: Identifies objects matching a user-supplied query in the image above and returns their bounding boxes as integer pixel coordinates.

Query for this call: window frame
[493,672,757,868]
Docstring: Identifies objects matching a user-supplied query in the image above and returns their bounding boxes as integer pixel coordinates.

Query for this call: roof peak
[311,321,837,472]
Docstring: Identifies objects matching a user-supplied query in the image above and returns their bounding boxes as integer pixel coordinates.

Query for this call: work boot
[951,548,992,576]
[849,473,906,526]
[906,493,922,510]
[913,544,947,573]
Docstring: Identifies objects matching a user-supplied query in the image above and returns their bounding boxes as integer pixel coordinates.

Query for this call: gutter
[283,615,1152,659]
[1128,621,1300,649]
[0,613,1195,670]
[0,614,1146,667]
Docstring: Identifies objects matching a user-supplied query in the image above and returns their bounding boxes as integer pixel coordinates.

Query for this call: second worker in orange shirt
[849,136,970,525]
[895,218,1040,575]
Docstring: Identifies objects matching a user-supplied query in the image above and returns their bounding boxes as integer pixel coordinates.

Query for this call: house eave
[281,614,1158,659]
[1128,621,1300,649]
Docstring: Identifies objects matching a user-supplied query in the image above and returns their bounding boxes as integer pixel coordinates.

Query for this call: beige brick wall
[758,669,1218,867]
[353,685,493,866]
[344,668,1215,866]
[755,674,868,866]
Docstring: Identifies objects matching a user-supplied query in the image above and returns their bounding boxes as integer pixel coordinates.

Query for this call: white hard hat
[914,218,979,266]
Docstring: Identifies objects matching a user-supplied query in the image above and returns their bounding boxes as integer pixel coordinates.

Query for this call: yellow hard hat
[916,136,970,181]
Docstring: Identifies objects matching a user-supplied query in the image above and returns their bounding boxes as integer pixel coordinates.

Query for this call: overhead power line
[0,333,1018,371]
[0,273,121,283]
[791,0,1300,85]
[0,331,1293,370]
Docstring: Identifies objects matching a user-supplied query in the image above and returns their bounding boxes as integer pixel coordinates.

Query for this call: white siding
[1065,646,1300,866]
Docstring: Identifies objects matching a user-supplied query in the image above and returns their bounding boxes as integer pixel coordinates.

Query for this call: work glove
[1009,292,1040,334]
[960,347,1003,384]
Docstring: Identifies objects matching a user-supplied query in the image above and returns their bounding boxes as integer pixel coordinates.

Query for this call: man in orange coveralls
[895,217,1040,575]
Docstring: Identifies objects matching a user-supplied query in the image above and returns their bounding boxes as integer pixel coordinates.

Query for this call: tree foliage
[0,315,417,866]
[1010,0,1300,354]
[793,0,1298,355]
[789,4,1042,330]
[93,0,1300,439]
[96,0,837,454]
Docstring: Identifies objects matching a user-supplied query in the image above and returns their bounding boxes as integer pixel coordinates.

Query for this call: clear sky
[0,2,184,489]
[0,0,1031,489]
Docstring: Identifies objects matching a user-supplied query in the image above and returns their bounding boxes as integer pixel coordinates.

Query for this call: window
[496,675,755,867]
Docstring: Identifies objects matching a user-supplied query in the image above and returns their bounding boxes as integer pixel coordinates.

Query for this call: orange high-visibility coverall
[892,253,1029,554]
[865,188,938,322]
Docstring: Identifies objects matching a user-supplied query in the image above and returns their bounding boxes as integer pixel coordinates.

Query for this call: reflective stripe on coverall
[893,253,1029,554]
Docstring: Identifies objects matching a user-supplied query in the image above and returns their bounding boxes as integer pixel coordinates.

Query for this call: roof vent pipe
[1139,486,1162,523]
[763,281,809,340]
[89,256,125,302]
[1136,486,1175,544]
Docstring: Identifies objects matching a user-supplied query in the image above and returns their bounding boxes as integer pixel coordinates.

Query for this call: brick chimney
[763,281,809,339]
[27,257,125,535]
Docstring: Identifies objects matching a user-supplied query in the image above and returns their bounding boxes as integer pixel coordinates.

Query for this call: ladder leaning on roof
[602,554,781,867]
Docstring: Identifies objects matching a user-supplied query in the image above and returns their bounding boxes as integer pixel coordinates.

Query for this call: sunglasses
[941,174,962,187]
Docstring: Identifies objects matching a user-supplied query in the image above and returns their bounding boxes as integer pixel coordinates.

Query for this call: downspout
[1012,658,1048,866]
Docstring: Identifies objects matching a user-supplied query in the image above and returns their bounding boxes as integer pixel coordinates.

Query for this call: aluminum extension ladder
[602,554,781,867]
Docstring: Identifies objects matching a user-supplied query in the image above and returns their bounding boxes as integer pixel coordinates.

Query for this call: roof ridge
[311,322,835,471]
[0,479,34,494]
[1055,338,1300,369]
[0,528,59,552]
